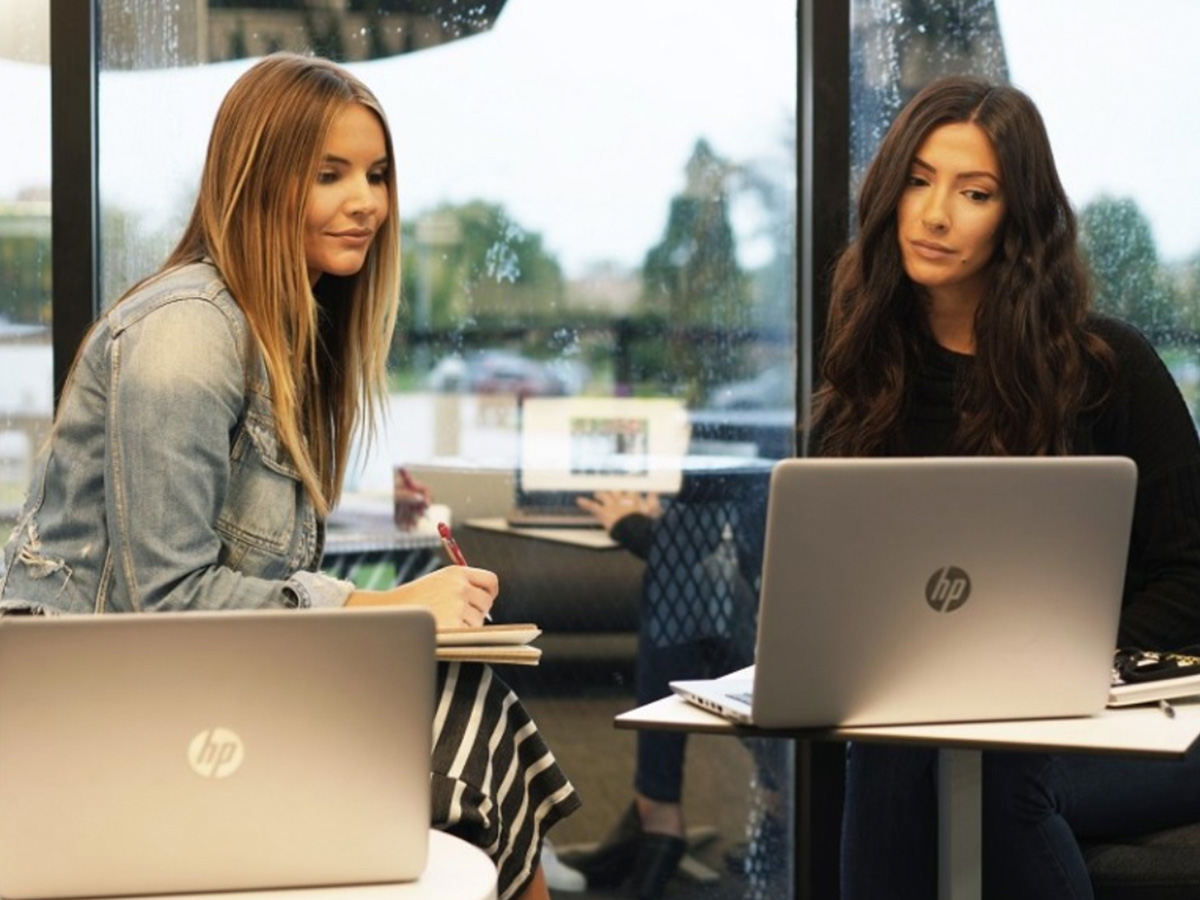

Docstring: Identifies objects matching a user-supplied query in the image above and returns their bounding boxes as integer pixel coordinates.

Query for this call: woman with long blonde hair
[0,53,577,900]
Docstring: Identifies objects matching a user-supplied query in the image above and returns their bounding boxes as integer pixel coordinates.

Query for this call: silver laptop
[672,456,1137,729]
[506,396,691,528]
[0,606,436,899]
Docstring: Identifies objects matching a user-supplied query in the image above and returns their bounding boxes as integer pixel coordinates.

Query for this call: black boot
[569,803,643,889]
[630,832,686,899]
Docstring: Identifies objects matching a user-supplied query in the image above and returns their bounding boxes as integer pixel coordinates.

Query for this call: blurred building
[101,0,508,69]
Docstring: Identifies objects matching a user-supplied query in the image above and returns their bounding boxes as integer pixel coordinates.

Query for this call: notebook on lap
[506,396,691,528]
[671,456,1137,729]
[0,606,436,900]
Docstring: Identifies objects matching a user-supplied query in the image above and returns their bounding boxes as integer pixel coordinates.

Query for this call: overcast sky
[1,0,1198,272]
[995,0,1200,263]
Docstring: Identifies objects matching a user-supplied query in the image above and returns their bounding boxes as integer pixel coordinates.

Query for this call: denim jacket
[0,261,353,614]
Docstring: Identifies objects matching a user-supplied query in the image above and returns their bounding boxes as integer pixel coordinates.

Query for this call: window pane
[97,3,797,892]
[0,0,51,548]
[997,0,1200,422]
[851,0,1200,423]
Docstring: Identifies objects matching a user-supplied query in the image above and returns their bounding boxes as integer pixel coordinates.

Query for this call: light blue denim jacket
[0,262,354,614]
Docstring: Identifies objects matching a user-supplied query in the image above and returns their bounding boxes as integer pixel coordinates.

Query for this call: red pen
[437,522,490,622]
[437,521,468,566]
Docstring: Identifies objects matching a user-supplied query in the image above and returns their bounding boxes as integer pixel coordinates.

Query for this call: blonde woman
[0,53,577,900]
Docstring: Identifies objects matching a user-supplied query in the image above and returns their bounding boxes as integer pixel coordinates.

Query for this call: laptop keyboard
[506,505,602,528]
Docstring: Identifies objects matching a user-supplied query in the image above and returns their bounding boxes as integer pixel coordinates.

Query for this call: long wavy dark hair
[813,76,1112,456]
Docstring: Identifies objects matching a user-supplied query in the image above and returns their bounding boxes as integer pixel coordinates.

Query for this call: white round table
[403,830,498,899]
[266,832,498,900]
[86,831,498,900]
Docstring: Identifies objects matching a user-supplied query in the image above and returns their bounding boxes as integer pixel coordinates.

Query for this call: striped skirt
[431,662,581,899]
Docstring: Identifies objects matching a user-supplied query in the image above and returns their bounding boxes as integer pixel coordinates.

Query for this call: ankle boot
[570,803,642,888]
[630,832,686,900]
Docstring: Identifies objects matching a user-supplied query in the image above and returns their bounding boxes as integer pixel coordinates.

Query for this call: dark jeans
[841,741,1200,900]
[633,633,785,802]
[633,636,719,802]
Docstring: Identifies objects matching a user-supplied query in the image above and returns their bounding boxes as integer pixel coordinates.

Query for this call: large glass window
[96,2,797,893]
[0,0,51,547]
[851,0,1200,421]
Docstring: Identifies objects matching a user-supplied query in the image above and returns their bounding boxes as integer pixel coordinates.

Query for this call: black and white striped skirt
[431,662,581,899]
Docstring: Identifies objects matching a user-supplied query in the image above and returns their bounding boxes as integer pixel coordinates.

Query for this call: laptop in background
[0,607,436,900]
[506,396,691,528]
[672,456,1137,729]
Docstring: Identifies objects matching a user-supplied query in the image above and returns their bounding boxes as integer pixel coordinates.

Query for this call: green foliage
[0,234,50,325]
[639,139,751,403]
[1079,195,1175,333]
[1171,252,1200,338]
[400,200,565,338]
[0,203,51,325]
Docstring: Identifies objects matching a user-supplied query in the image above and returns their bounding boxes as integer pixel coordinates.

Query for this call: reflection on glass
[101,0,506,68]
[98,0,799,488]
[852,0,1200,425]
[0,1,51,545]
[96,1,797,890]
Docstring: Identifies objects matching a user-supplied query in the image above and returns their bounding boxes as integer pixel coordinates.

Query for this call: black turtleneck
[826,315,1200,650]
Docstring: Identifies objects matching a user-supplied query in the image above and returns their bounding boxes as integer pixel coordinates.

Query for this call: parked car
[707,364,794,411]
[425,350,570,398]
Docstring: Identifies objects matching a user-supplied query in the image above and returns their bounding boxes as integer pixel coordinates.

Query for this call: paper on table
[1109,671,1200,707]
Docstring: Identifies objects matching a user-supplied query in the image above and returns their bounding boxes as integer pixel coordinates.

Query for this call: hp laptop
[506,396,691,528]
[672,456,1137,729]
[0,606,436,900]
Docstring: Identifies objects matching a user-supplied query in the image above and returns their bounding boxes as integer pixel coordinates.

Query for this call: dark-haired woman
[813,75,1200,898]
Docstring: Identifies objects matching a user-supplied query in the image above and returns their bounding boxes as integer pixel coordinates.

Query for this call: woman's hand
[575,491,662,533]
[346,565,498,628]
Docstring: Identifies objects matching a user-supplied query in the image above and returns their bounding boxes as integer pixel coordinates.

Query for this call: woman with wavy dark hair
[814,76,1200,898]
[816,75,1113,457]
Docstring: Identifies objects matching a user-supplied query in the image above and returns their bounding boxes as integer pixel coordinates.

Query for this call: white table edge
[615,694,1200,758]
[616,694,1200,900]
[61,831,497,900]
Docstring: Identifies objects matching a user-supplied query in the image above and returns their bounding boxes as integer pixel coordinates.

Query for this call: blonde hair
[162,53,400,516]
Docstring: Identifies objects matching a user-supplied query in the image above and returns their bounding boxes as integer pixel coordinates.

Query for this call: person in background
[0,53,578,900]
[812,74,1200,898]
[573,484,782,899]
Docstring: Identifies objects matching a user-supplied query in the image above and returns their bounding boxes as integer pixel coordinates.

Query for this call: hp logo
[925,566,971,612]
[188,727,245,779]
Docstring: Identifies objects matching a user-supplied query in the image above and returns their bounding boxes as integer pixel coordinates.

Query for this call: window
[93,2,798,891]
[849,0,1200,423]
[0,0,51,547]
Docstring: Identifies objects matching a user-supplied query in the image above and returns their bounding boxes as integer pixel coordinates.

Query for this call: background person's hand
[347,565,498,628]
[393,466,433,531]
[576,491,662,533]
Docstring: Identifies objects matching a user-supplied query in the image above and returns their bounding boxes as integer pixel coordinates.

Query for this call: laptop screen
[515,396,691,497]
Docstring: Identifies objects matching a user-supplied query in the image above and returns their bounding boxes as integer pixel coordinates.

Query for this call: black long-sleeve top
[857,315,1200,650]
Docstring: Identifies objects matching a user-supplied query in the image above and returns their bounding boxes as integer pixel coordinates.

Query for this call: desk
[617,695,1200,900]
[466,516,619,550]
[83,831,497,900]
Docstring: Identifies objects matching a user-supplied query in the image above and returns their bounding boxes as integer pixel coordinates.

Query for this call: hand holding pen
[438,522,491,621]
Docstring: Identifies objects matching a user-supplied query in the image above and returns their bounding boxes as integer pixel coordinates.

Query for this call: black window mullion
[799,0,850,455]
[49,0,99,407]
